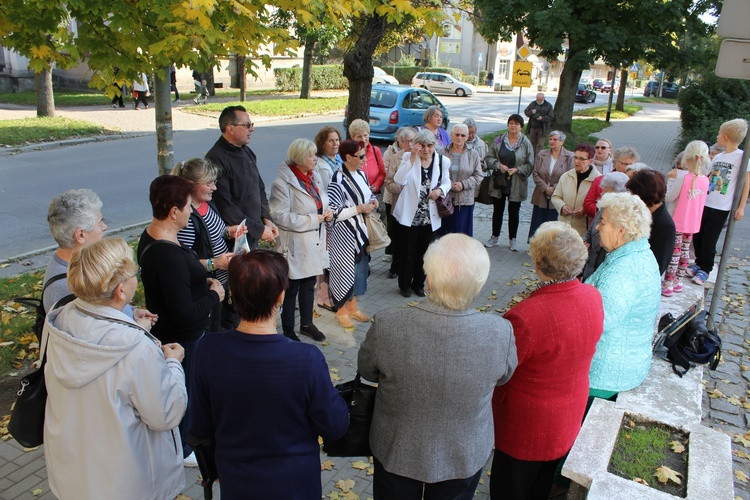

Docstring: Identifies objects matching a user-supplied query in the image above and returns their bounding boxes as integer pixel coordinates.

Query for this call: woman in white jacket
[44,238,187,500]
[269,139,333,342]
[392,129,451,298]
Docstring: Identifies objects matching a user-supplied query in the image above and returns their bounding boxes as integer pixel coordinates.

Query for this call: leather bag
[436,195,454,218]
[322,373,377,457]
[8,330,49,448]
[365,213,391,254]
[475,176,494,205]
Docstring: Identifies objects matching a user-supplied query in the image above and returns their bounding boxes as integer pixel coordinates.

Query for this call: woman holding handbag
[391,129,451,298]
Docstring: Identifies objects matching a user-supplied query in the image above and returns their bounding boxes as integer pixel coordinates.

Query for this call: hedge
[274,65,348,92]
[677,73,750,151]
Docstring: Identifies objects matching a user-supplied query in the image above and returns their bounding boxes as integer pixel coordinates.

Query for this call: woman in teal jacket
[585,192,661,398]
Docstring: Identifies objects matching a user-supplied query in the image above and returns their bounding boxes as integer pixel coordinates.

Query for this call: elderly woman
[269,139,333,342]
[582,172,630,280]
[464,118,488,160]
[327,139,379,328]
[392,129,451,297]
[190,250,348,499]
[383,127,416,277]
[416,105,450,150]
[551,143,601,236]
[44,238,187,500]
[438,123,483,236]
[583,146,640,219]
[349,119,386,194]
[173,158,246,331]
[527,130,575,240]
[593,138,613,174]
[43,189,155,331]
[484,114,534,252]
[137,175,225,466]
[626,169,676,275]
[586,193,661,398]
[491,222,603,499]
[358,234,517,499]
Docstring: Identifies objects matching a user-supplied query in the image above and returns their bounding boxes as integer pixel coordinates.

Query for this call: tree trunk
[206,68,216,96]
[343,15,388,135]
[239,56,246,102]
[615,68,628,112]
[35,69,55,118]
[154,67,174,176]
[551,64,582,133]
[300,35,316,99]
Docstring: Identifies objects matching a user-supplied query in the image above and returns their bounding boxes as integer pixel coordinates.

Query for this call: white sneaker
[485,236,499,248]
[509,238,519,252]
[184,452,198,468]
[382,254,393,262]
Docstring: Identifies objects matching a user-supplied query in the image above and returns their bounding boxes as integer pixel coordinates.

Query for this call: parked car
[644,81,679,99]
[601,80,620,93]
[575,83,597,103]
[373,66,399,85]
[343,84,450,141]
[592,79,604,90]
[411,72,476,97]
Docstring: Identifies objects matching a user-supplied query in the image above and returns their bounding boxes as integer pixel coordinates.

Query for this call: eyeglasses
[205,180,216,187]
[595,146,610,150]
[356,154,367,160]
[615,159,635,167]
[574,156,590,161]
[232,122,253,128]
[454,133,467,137]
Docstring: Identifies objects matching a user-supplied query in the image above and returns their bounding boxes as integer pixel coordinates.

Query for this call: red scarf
[289,165,322,210]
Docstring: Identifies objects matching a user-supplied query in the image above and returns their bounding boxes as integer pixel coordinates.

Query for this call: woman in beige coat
[551,143,601,236]
[269,139,332,342]
[439,123,483,236]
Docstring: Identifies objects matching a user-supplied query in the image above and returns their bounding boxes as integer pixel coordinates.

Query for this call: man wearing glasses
[206,105,279,248]
[583,146,640,219]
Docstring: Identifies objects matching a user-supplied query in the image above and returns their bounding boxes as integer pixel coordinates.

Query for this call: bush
[677,73,750,151]
[479,70,487,83]
[463,75,478,85]
[273,65,348,92]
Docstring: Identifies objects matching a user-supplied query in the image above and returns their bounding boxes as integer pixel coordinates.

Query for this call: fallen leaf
[727,350,740,356]
[734,434,750,447]
[335,479,356,493]
[366,467,374,476]
[736,470,749,483]
[0,264,9,268]
[669,440,686,453]
[708,389,725,399]
[351,461,369,470]
[654,465,682,485]
[727,396,742,406]
[633,477,649,486]
[407,301,419,307]
[733,450,750,460]
[31,489,43,497]
[321,342,330,346]
[330,373,342,382]
[321,460,335,471]
[522,262,531,267]
[174,495,191,500]
[330,368,339,373]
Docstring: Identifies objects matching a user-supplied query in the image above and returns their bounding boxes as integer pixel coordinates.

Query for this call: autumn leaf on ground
[654,465,682,485]
[633,477,649,486]
[669,440,686,453]
[407,301,419,307]
[313,310,321,319]
[708,389,725,399]
[321,342,330,346]
[366,467,374,476]
[335,479,356,493]
[733,450,750,460]
[351,461,369,470]
[734,434,750,447]
[727,396,742,406]
[523,262,531,267]
[321,460,335,471]
[727,350,740,356]
[174,495,191,500]
[31,489,43,497]
[736,470,749,483]
[330,373,342,382]
[330,368,339,373]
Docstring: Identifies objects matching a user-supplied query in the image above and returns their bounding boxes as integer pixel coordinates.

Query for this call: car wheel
[420,85,427,90]
[591,94,596,103]
[455,88,466,97]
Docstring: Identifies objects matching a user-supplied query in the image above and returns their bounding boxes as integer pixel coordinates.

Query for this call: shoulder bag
[365,213,390,254]
[432,153,454,217]
[322,372,377,457]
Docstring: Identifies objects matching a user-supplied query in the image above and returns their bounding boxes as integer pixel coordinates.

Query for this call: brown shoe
[346,297,370,323]
[336,311,354,329]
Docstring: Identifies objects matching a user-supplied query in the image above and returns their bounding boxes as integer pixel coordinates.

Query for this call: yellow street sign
[517,44,532,62]
[512,61,533,88]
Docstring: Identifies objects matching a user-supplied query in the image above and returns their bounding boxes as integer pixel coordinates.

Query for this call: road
[0,90,577,261]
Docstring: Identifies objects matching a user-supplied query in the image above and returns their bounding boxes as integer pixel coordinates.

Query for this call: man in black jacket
[205,105,278,248]
[524,93,554,156]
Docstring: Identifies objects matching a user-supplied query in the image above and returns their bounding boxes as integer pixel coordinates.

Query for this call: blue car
[344,84,450,141]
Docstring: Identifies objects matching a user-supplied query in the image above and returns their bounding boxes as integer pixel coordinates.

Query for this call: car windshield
[370,89,398,108]
[374,67,385,76]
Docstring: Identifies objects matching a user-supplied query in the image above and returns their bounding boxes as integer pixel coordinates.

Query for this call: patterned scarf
[289,165,322,210]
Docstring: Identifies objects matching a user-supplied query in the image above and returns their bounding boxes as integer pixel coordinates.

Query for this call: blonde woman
[348,119,386,193]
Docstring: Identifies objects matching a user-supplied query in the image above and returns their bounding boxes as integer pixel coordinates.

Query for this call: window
[498,61,510,80]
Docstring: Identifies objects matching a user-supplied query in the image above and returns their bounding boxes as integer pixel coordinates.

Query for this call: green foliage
[0,91,110,107]
[187,96,348,116]
[0,271,45,375]
[573,104,642,119]
[610,423,672,481]
[479,70,487,83]
[463,75,478,85]
[677,73,750,150]
[273,65,348,92]
[0,117,111,146]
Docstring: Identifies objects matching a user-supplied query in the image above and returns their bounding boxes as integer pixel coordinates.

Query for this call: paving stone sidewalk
[1,101,748,499]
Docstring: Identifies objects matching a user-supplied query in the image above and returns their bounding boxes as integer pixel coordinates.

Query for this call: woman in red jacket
[491,221,604,500]
[348,119,386,194]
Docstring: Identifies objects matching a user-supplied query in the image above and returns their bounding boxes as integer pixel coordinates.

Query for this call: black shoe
[399,288,412,298]
[412,288,426,297]
[317,303,338,313]
[283,330,300,342]
[300,324,326,342]
[388,271,398,279]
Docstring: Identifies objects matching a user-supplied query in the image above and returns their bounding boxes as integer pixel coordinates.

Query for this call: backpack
[14,273,75,342]
[655,310,721,377]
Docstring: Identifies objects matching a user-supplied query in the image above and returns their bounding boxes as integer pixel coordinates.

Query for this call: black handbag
[475,176,494,204]
[322,373,377,457]
[8,330,49,448]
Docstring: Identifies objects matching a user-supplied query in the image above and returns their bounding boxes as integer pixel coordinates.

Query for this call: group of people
[33,102,749,499]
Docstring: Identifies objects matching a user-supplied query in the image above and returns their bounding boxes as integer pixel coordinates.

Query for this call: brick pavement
[2,101,749,499]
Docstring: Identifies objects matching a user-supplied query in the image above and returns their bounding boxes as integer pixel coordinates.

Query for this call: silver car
[411,72,476,97]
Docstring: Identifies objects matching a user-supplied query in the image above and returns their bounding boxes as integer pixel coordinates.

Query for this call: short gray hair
[451,123,468,135]
[548,130,566,142]
[48,189,103,249]
[463,118,478,129]
[529,222,587,281]
[597,192,652,243]
[423,233,490,311]
[395,126,416,142]
[422,105,444,124]
[348,118,370,137]
[413,129,437,147]
[286,138,317,166]
[600,172,629,192]
[613,146,640,163]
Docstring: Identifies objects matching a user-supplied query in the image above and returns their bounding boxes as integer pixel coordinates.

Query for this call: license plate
[369,118,379,125]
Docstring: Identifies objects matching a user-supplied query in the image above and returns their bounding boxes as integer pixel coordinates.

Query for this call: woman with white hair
[392,129,451,297]
[491,222,603,499]
[383,127,416,276]
[438,123,483,236]
[269,139,333,342]
[586,192,661,398]
[358,233,517,499]
[416,105,450,150]
[44,238,187,500]
[581,172,630,280]
[528,130,575,240]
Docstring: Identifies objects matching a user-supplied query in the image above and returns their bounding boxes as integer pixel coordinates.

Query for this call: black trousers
[281,276,316,331]
[134,91,148,108]
[397,223,435,292]
[373,457,482,500]
[111,83,124,107]
[693,206,729,273]
[489,449,561,500]
[491,194,521,240]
